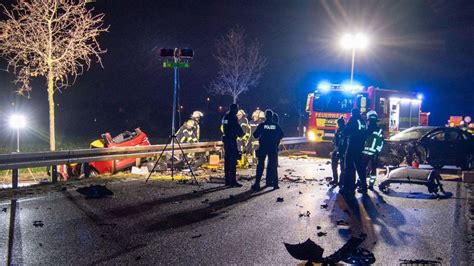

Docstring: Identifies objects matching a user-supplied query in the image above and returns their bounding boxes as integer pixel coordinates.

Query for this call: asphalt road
[0,157,471,265]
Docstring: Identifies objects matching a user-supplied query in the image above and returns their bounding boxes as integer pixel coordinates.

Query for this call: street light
[340,33,369,85]
[9,114,26,153]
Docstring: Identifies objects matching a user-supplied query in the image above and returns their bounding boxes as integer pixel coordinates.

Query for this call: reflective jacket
[363,125,384,156]
[238,117,251,143]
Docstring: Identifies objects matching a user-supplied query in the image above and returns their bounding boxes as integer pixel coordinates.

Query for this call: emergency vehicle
[305,83,429,143]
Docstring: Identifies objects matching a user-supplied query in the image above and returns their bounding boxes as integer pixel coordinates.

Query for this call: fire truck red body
[305,84,429,142]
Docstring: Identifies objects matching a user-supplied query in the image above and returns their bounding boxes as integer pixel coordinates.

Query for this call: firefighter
[247,109,265,166]
[360,110,384,191]
[340,107,367,195]
[176,120,197,144]
[222,104,244,187]
[330,116,346,187]
[237,109,251,167]
[190,111,203,142]
[252,109,284,191]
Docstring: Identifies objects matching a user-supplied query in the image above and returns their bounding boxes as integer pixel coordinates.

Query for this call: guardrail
[0,137,307,188]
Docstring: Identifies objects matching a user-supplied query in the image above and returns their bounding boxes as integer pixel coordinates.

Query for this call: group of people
[221,104,283,189]
[331,108,384,196]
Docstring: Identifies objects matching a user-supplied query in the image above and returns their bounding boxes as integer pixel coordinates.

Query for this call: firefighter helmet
[252,110,264,120]
[191,111,203,119]
[367,110,378,120]
[185,119,195,128]
[237,109,246,117]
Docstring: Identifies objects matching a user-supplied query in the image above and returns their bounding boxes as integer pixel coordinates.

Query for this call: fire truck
[305,83,429,143]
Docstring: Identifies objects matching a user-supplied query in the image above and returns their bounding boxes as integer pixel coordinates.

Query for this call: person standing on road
[252,109,284,191]
[330,116,347,187]
[237,110,251,167]
[360,111,384,190]
[340,108,367,195]
[222,104,244,187]
[247,109,265,166]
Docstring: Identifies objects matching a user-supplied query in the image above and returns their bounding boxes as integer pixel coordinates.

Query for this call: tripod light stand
[146,48,199,185]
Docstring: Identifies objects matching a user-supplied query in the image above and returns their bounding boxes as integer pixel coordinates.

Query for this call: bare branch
[208,26,267,103]
[0,0,108,94]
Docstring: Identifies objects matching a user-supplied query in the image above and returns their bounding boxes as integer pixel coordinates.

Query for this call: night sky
[1,0,473,148]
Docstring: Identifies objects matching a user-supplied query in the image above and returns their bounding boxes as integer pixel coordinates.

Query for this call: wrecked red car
[58,128,151,179]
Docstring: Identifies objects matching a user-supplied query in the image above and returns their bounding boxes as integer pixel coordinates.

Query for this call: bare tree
[0,0,108,151]
[209,26,266,104]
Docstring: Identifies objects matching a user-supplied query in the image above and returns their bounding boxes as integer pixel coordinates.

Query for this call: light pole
[340,33,369,85]
[9,114,26,153]
[8,114,26,189]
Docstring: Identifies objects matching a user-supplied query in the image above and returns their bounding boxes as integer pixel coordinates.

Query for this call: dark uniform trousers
[223,138,239,185]
[343,150,366,191]
[255,148,278,187]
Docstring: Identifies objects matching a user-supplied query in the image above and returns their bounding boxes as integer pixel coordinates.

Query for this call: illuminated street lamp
[9,114,26,153]
[340,33,369,85]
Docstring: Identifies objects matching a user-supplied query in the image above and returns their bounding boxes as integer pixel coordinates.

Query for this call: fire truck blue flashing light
[317,82,331,93]
[417,93,423,100]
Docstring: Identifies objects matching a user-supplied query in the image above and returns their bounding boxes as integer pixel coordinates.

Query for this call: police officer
[340,108,367,195]
[252,109,284,191]
[190,111,203,142]
[247,109,265,166]
[222,104,244,187]
[237,110,251,167]
[360,110,384,191]
[330,116,346,187]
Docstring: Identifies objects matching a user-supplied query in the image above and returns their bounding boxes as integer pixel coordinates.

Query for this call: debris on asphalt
[2,208,6,212]
[276,197,284,202]
[39,243,43,247]
[324,177,332,182]
[33,221,44,227]
[135,256,141,261]
[201,199,209,204]
[320,204,328,210]
[316,226,321,230]
[298,191,303,194]
[317,232,327,237]
[299,211,311,217]
[336,220,349,226]
[399,259,441,265]
[326,161,331,164]
[191,234,202,239]
[77,185,113,199]
[284,234,373,264]
[285,168,296,172]
[284,238,324,263]
[343,248,376,264]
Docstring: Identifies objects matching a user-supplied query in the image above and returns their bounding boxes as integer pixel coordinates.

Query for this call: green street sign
[163,62,190,68]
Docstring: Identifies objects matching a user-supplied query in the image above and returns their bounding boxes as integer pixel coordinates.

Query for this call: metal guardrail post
[12,169,18,189]
[51,165,58,183]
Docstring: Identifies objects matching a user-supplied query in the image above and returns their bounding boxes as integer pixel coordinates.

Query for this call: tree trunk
[47,69,56,151]
[233,94,237,104]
